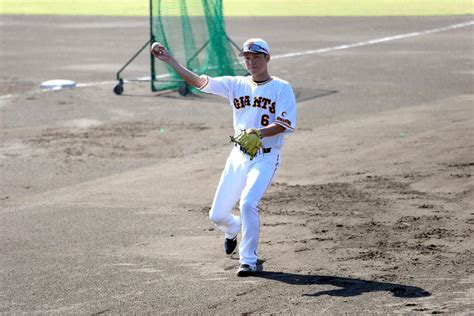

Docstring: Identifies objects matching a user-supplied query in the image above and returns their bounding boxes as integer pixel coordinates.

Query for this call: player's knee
[209,209,225,224]
[239,199,258,214]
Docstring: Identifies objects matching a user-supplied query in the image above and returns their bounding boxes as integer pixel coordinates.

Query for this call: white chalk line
[272,20,474,60]
[1,20,473,99]
[77,20,474,86]
[76,76,152,87]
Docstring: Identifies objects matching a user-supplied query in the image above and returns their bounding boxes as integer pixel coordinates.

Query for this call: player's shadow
[255,272,431,298]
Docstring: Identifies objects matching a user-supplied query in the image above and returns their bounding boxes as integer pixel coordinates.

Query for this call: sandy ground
[1,15,473,314]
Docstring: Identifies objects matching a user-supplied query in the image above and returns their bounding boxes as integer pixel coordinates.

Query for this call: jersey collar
[248,76,273,86]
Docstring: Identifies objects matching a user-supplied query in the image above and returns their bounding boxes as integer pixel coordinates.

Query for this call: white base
[40,79,76,91]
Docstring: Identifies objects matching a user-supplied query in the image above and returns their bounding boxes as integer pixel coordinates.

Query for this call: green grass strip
[1,0,473,16]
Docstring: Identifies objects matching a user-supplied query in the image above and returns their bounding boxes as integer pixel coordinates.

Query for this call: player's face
[244,53,269,77]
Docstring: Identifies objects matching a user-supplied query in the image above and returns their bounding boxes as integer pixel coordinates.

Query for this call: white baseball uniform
[199,75,297,268]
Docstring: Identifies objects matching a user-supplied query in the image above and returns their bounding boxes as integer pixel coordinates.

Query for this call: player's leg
[238,152,280,269]
[209,147,247,239]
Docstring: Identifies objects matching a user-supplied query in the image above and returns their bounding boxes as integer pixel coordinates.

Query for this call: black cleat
[225,237,237,254]
[237,263,263,277]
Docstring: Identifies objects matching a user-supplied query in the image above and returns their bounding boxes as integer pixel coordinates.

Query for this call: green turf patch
[1,0,472,16]
[0,0,148,16]
[225,0,474,16]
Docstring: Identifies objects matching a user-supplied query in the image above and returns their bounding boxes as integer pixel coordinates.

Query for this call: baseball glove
[230,128,263,160]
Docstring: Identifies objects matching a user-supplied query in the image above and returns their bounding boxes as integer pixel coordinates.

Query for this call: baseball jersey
[199,75,297,149]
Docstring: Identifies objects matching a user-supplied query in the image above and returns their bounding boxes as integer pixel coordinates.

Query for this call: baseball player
[151,38,296,277]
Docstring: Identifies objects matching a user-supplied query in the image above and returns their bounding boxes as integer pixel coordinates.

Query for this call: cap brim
[239,49,268,56]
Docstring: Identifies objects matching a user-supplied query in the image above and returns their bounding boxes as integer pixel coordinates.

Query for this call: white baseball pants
[209,146,280,267]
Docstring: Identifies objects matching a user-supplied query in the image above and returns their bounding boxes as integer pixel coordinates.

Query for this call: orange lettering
[261,98,271,109]
[269,102,276,114]
[233,98,241,109]
[244,96,251,106]
[253,96,262,108]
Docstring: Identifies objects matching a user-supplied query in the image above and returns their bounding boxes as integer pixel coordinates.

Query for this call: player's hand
[151,42,172,62]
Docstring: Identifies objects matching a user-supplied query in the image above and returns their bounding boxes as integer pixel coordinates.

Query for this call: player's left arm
[259,124,286,138]
[265,83,297,136]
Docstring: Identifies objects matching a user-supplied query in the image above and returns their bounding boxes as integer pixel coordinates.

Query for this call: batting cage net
[149,0,247,93]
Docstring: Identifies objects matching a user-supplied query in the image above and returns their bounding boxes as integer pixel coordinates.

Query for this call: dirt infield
[1,15,473,314]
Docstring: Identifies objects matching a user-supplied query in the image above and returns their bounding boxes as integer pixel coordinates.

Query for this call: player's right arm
[151,42,207,89]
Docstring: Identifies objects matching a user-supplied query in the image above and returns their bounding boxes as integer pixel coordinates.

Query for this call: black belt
[236,145,271,155]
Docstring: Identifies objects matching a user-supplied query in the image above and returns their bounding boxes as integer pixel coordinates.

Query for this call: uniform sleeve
[274,83,297,133]
[198,75,232,99]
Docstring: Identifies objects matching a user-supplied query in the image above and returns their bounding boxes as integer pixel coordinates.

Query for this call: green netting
[150,0,248,92]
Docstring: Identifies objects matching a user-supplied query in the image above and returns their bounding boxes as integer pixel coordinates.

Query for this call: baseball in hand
[151,42,162,55]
